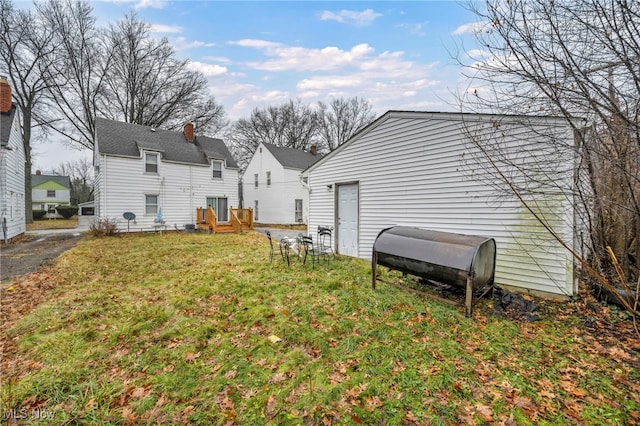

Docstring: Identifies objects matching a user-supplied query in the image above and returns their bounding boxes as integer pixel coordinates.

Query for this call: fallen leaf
[265,394,278,421]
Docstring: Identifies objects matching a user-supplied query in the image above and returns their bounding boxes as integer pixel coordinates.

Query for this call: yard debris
[268,334,282,343]
[493,286,539,322]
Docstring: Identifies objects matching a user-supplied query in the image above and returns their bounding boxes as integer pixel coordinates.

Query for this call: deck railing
[230,208,254,229]
[196,206,217,232]
[195,207,253,233]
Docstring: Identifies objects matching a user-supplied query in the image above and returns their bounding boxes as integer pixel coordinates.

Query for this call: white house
[242,142,320,225]
[31,172,71,218]
[94,118,239,232]
[303,111,581,298]
[0,76,25,243]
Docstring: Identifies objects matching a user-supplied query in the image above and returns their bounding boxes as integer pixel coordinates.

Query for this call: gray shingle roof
[95,117,238,169]
[262,142,321,170]
[1,104,17,147]
[32,174,71,189]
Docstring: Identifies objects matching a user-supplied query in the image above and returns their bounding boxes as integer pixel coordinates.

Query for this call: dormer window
[212,161,223,179]
[145,152,158,173]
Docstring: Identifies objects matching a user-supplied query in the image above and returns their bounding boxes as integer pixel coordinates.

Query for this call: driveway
[1,228,87,282]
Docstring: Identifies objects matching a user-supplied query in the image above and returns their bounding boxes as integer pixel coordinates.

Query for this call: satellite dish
[123,212,136,232]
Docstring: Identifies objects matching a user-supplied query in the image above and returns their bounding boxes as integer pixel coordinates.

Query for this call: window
[295,199,303,223]
[254,200,259,221]
[145,194,158,214]
[145,152,158,173]
[266,171,271,187]
[254,174,259,188]
[212,161,223,179]
[47,189,55,197]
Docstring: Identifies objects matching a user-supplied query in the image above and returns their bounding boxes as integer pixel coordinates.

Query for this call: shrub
[56,206,79,219]
[89,218,119,237]
[32,210,47,220]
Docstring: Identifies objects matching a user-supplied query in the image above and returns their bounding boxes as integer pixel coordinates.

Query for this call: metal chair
[317,226,334,259]
[266,231,279,263]
[299,234,329,268]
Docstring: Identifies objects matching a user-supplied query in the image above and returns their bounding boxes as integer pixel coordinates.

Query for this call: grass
[26,217,78,230]
[1,231,639,425]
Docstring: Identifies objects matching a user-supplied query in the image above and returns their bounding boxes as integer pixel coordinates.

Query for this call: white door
[337,183,358,256]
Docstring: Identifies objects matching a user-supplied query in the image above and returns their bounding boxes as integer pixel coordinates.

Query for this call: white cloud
[203,56,232,63]
[230,39,283,49]
[187,61,227,77]
[134,0,166,9]
[173,36,215,50]
[396,22,426,37]
[297,76,363,91]
[452,21,487,36]
[319,9,382,26]
[150,23,182,33]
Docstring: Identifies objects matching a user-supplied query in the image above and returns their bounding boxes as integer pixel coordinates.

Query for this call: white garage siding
[305,111,578,297]
[0,106,26,242]
[97,154,239,232]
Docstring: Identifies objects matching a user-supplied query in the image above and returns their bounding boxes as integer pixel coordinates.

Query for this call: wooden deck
[196,207,254,234]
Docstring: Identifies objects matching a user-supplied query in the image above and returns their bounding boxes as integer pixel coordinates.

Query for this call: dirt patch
[1,233,81,282]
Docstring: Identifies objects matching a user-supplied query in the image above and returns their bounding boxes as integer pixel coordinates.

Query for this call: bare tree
[0,0,56,223]
[101,13,226,136]
[53,157,94,205]
[460,0,640,311]
[229,99,319,170]
[317,97,376,152]
[36,0,108,149]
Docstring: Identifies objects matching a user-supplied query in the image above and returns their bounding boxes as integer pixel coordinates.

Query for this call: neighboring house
[0,76,25,243]
[303,110,581,298]
[31,172,71,218]
[94,118,239,232]
[242,142,321,225]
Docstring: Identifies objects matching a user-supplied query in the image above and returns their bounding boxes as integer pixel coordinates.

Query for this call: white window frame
[47,189,56,198]
[212,161,223,179]
[254,173,259,188]
[295,199,303,223]
[145,152,159,174]
[254,200,259,221]
[266,171,271,187]
[145,194,158,215]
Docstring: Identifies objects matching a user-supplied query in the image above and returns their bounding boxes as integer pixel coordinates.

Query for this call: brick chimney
[310,144,317,155]
[0,76,12,114]
[183,121,195,142]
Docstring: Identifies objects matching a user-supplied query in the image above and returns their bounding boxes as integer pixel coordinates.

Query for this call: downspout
[102,154,107,219]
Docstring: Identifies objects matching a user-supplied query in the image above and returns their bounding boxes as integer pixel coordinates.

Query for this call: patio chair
[317,226,335,259]
[299,234,329,268]
[266,231,278,263]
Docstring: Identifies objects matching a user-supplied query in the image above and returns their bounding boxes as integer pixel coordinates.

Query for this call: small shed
[303,111,580,298]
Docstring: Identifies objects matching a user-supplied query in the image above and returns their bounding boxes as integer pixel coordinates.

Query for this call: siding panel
[98,155,238,232]
[307,113,576,296]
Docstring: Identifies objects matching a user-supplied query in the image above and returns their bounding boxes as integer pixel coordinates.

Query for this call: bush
[56,206,79,219]
[32,210,47,220]
[89,218,119,237]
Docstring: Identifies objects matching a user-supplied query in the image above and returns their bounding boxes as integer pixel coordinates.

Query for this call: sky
[29,0,484,172]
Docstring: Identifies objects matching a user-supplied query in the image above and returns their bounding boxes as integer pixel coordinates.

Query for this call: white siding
[306,112,576,297]
[97,154,239,232]
[0,109,25,241]
[242,143,309,225]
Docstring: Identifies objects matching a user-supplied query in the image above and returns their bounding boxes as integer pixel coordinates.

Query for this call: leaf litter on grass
[1,231,639,425]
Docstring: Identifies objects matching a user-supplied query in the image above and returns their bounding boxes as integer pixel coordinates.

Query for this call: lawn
[1,232,639,425]
[26,218,78,231]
